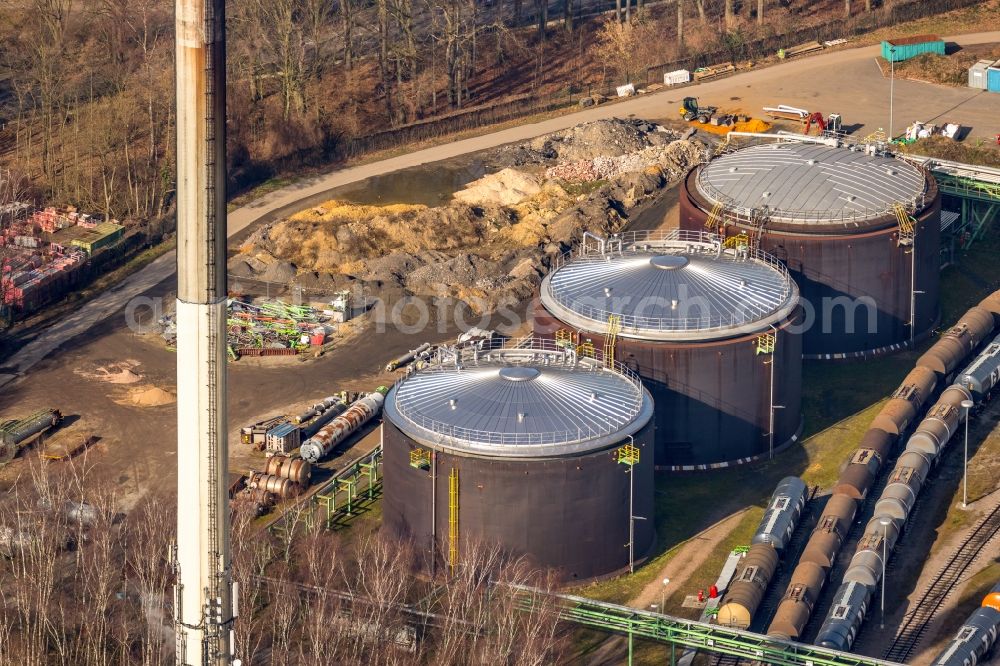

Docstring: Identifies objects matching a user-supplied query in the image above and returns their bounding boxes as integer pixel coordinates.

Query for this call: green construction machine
[0,409,63,467]
[679,96,717,124]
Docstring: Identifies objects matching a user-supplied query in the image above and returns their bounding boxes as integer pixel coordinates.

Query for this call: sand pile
[453,168,543,206]
[121,386,175,407]
[75,360,143,384]
[235,117,707,315]
[238,199,512,276]
[533,119,672,162]
[489,118,679,167]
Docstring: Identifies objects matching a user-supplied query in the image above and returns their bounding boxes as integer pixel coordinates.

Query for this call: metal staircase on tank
[893,203,916,246]
[704,200,726,230]
[755,333,776,355]
[723,233,749,250]
[555,328,575,350]
[409,448,431,470]
[604,315,621,368]
[748,206,770,248]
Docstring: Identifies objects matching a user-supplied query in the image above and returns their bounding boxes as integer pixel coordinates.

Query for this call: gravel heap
[546,140,706,182]
[232,117,705,316]
[490,118,679,167]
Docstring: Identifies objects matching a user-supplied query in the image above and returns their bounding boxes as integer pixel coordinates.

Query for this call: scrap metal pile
[160,298,331,359]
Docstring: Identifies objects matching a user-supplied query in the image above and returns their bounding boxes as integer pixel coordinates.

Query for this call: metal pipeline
[300,399,348,438]
[0,409,62,445]
[294,395,342,424]
[385,343,432,372]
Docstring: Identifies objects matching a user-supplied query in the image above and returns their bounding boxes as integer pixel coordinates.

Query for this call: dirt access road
[3,29,999,391]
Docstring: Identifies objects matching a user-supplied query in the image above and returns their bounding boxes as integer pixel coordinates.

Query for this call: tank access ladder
[704,200,726,230]
[604,315,621,368]
[893,202,915,246]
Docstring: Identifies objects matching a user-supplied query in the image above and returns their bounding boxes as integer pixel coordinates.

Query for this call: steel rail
[882,499,1000,663]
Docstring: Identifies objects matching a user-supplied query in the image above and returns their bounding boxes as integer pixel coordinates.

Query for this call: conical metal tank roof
[696,143,928,228]
[539,230,798,342]
[383,339,653,458]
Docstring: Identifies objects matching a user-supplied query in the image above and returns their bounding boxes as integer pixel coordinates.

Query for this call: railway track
[882,499,1000,663]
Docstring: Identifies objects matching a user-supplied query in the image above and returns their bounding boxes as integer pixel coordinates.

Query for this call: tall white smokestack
[173,0,234,662]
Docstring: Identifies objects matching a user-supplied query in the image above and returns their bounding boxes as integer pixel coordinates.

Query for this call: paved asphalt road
[3,30,999,387]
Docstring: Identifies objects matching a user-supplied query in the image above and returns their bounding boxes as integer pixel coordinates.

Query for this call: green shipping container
[881,35,945,62]
[69,221,124,255]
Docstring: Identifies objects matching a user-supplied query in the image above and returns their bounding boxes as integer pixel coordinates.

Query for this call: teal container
[881,36,945,62]
[988,64,1000,93]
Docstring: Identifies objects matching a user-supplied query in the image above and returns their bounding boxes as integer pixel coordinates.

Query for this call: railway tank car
[766,291,1000,641]
[931,581,1000,666]
[814,331,1000,652]
[717,477,808,628]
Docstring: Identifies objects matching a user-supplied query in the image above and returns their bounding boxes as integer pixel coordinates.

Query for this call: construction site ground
[2,29,1000,666]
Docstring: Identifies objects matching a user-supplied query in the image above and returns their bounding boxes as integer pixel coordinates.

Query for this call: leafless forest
[0,0,894,223]
[0,455,564,665]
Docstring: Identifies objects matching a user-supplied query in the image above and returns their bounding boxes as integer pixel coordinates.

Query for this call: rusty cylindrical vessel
[383,340,655,581]
[533,229,802,470]
[300,390,386,463]
[247,472,301,499]
[264,455,312,485]
[679,142,941,359]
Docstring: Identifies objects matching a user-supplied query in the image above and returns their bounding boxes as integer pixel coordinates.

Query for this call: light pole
[880,516,892,630]
[962,399,975,508]
[765,324,785,460]
[618,436,643,575]
[661,578,670,613]
[629,453,634,573]
[908,225,924,347]
[889,47,896,140]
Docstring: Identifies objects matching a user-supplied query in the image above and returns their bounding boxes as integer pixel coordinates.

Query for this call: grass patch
[228,177,297,211]
[800,400,889,489]
[940,224,1000,322]
[881,41,1000,89]
[80,238,175,299]
[663,508,763,618]
[558,179,609,197]
[898,136,1000,169]
[860,2,1000,48]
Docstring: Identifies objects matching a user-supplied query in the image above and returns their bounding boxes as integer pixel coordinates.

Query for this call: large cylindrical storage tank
[382,341,655,581]
[533,229,802,469]
[679,142,941,359]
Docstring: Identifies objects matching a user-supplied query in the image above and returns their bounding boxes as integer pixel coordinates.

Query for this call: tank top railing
[546,230,795,334]
[390,337,647,448]
[695,168,926,225]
